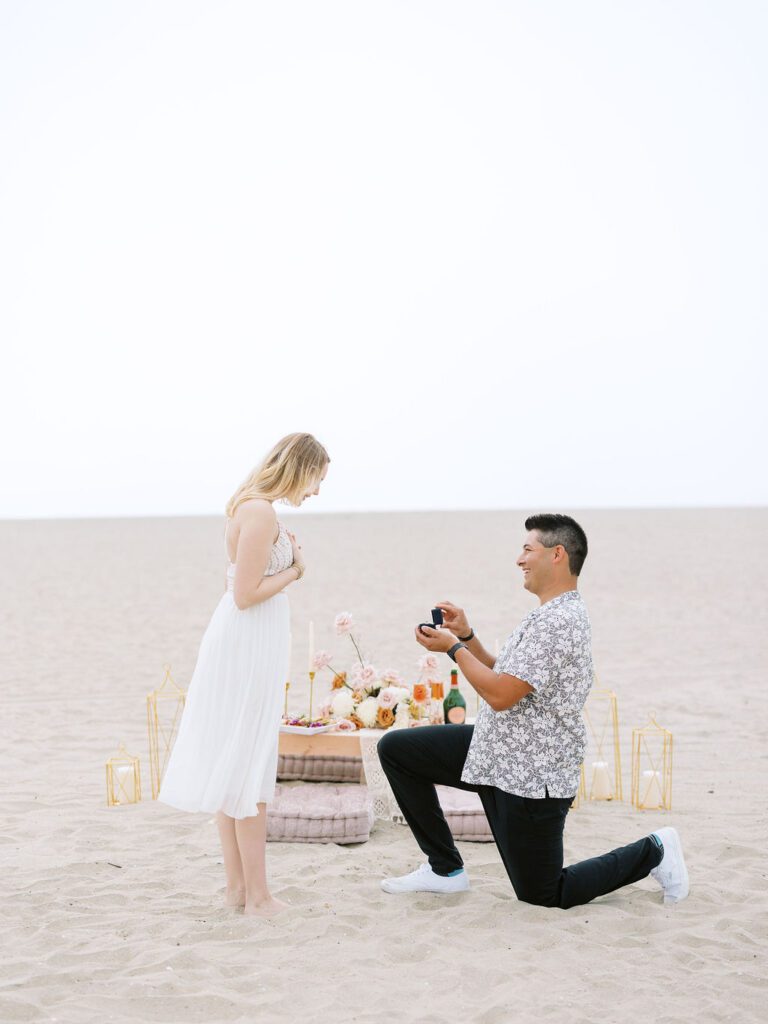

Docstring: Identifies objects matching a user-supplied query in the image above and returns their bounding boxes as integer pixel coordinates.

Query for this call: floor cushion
[267,783,374,844]
[277,753,364,783]
[437,785,494,842]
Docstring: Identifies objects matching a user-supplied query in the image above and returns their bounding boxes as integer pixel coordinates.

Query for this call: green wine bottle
[443,668,467,724]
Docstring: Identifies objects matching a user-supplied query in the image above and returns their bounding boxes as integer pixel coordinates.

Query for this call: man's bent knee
[514,884,563,909]
[377,728,410,768]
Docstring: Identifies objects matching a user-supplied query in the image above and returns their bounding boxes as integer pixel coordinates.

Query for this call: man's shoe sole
[380,877,470,895]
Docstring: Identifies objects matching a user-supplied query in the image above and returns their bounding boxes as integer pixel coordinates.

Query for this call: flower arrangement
[310,612,420,730]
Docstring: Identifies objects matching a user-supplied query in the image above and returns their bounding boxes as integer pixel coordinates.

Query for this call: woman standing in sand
[159,433,330,917]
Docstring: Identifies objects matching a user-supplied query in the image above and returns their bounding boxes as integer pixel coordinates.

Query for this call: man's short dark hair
[524,513,588,576]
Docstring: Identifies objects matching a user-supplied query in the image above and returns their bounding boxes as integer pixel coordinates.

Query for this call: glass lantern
[147,664,186,799]
[106,743,141,806]
[631,714,673,810]
[583,685,623,801]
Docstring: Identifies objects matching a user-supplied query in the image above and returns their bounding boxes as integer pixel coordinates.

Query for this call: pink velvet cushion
[437,785,494,842]
[267,784,374,844]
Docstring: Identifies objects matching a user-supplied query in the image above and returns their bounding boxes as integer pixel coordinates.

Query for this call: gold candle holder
[147,664,186,800]
[106,743,141,806]
[284,681,290,717]
[570,764,587,810]
[583,684,623,801]
[631,713,673,810]
[308,671,316,720]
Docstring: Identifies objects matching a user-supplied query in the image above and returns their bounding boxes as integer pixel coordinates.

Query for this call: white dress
[159,521,293,819]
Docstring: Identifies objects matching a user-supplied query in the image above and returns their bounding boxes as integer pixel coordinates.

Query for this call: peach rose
[377,706,395,729]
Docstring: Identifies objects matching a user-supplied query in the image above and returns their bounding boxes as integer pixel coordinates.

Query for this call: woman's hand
[435,601,470,638]
[287,530,306,578]
[414,625,458,653]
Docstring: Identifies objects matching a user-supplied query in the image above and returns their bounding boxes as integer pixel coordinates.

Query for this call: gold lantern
[106,743,141,806]
[583,685,623,801]
[147,664,186,799]
[570,764,587,810]
[631,714,673,810]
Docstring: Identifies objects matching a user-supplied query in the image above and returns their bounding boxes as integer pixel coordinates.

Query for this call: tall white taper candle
[308,620,315,673]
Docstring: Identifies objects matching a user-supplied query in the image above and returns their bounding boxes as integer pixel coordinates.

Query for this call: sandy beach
[2,508,767,1023]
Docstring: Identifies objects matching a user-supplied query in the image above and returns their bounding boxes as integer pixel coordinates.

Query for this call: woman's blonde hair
[225,433,330,517]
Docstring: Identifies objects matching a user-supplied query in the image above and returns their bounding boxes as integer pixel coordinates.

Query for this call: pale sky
[2,1,766,518]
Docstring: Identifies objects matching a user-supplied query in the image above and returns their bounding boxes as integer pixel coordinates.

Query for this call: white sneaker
[381,862,470,895]
[650,827,689,904]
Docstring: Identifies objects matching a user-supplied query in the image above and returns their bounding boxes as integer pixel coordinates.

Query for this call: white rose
[331,690,354,719]
[356,696,379,729]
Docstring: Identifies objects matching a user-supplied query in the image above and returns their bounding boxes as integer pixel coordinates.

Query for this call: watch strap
[447,642,467,662]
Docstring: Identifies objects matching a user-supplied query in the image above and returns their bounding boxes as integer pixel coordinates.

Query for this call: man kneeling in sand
[378,513,689,908]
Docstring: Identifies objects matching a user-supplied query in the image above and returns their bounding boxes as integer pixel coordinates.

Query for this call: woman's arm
[232,503,300,610]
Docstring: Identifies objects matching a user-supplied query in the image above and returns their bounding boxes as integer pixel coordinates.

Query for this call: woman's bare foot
[243,894,289,918]
[224,887,246,908]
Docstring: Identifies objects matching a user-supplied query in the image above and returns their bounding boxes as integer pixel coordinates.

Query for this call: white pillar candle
[641,769,663,807]
[591,760,612,800]
[308,621,315,672]
[116,765,135,803]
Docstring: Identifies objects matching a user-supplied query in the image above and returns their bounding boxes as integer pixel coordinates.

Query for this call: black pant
[378,725,662,909]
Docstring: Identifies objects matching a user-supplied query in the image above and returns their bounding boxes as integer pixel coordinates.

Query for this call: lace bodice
[225,520,294,590]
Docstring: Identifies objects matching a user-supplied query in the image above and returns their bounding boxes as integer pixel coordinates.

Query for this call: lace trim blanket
[358,729,405,822]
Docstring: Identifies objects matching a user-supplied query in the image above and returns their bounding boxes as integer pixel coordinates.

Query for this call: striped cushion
[267,784,374,844]
[437,786,494,842]
[277,753,364,783]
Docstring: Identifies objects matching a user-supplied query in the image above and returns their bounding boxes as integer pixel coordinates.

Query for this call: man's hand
[414,625,458,653]
[435,601,470,638]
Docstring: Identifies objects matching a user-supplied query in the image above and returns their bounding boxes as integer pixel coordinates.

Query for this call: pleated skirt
[159,590,290,819]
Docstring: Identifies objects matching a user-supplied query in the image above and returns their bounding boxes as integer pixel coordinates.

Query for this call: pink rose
[381,668,404,686]
[312,650,333,671]
[377,687,399,709]
[334,718,357,732]
[335,612,355,635]
[359,663,378,686]
[418,654,439,674]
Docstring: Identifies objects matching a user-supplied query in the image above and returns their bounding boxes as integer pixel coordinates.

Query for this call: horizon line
[1,502,766,524]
